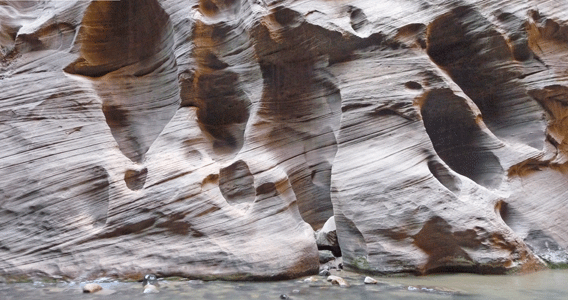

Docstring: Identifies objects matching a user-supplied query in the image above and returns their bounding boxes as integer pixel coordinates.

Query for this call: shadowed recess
[65,0,173,77]
[412,216,515,275]
[495,201,524,234]
[257,61,340,227]
[190,20,252,156]
[219,160,255,205]
[420,89,504,189]
[65,0,180,163]
[199,0,242,16]
[348,6,369,32]
[334,211,367,270]
[528,85,568,158]
[300,129,338,228]
[413,216,475,274]
[14,23,76,54]
[258,63,342,122]
[426,6,546,149]
[427,159,461,194]
[124,168,148,191]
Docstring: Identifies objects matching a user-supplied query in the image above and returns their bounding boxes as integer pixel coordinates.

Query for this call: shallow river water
[2,269,568,300]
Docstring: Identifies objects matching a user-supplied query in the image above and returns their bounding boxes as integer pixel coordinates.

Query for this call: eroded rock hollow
[1,0,568,280]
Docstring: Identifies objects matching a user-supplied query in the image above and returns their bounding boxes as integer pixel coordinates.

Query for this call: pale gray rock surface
[364,276,377,284]
[318,250,335,264]
[315,216,341,256]
[327,275,349,287]
[143,284,160,294]
[1,0,568,280]
[82,283,102,293]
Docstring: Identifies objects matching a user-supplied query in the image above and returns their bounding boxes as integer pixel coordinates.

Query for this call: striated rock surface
[1,0,568,280]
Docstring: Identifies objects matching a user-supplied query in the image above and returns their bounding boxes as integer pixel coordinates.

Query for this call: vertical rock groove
[65,0,180,163]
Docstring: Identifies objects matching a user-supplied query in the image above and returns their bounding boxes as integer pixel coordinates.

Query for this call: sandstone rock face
[1,0,568,280]
[315,216,341,257]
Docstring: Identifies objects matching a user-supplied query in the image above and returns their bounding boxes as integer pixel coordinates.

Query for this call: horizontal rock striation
[1,0,568,280]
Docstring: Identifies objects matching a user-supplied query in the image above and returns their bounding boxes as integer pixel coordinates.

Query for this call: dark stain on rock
[219,160,255,205]
[124,168,148,191]
[413,216,475,274]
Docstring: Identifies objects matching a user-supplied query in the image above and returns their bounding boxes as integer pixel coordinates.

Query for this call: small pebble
[338,263,343,269]
[327,275,349,287]
[280,294,288,299]
[319,269,331,277]
[364,276,378,284]
[303,276,317,282]
[143,284,160,294]
[83,283,102,293]
[292,289,300,293]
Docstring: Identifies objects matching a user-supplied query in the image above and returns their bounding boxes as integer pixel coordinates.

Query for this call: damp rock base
[1,0,568,280]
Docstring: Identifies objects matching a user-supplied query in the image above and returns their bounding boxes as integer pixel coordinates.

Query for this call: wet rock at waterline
[320,255,343,273]
[142,274,160,293]
[315,217,341,257]
[1,0,568,280]
[82,283,102,293]
[318,250,335,264]
[142,274,158,288]
[327,276,349,287]
[364,277,378,284]
[143,284,160,294]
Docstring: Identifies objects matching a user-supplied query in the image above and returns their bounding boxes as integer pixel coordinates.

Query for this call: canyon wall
[1,0,568,280]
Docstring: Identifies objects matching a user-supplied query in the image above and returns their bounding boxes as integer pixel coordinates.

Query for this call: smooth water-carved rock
[426,6,547,149]
[318,250,335,264]
[420,89,504,189]
[83,283,102,293]
[2,0,568,281]
[364,276,378,284]
[327,275,349,287]
[65,0,180,163]
[219,160,255,206]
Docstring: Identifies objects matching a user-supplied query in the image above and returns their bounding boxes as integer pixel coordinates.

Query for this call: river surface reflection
[1,269,567,300]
